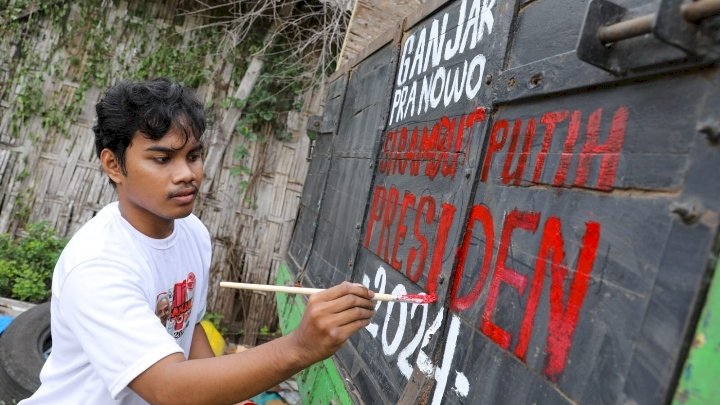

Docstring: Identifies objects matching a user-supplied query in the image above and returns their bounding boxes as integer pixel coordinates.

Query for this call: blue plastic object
[0,315,13,334]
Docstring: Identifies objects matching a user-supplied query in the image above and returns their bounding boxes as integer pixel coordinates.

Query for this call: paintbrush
[219,281,436,304]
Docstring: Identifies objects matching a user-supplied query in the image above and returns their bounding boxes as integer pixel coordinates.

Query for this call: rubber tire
[0,302,51,403]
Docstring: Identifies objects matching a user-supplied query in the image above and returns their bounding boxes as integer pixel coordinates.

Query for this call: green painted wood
[275,263,354,405]
[673,258,720,405]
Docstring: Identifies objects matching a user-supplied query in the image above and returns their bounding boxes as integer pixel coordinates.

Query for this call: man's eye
[189,153,202,162]
[154,156,170,163]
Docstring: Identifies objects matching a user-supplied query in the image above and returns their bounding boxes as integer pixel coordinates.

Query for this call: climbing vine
[0,0,223,140]
[236,36,307,142]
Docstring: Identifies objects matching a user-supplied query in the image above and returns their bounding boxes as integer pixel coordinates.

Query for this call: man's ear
[100,149,124,185]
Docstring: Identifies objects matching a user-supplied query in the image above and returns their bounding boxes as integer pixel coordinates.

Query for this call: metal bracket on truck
[577,0,720,74]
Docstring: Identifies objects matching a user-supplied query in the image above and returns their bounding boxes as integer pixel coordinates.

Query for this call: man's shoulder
[179,212,205,228]
[62,203,137,262]
[177,213,210,239]
[71,202,120,238]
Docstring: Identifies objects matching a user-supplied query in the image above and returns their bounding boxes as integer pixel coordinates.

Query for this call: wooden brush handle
[219,281,399,302]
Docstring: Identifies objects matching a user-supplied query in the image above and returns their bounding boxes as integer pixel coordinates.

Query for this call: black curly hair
[92,77,206,185]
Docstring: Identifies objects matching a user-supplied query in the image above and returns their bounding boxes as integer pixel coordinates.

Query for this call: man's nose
[172,160,197,184]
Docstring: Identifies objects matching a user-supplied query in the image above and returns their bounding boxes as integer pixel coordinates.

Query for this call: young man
[21,78,375,404]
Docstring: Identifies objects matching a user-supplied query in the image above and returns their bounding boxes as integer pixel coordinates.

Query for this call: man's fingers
[304,294,374,329]
[306,304,373,334]
[324,293,375,313]
[325,317,373,343]
[333,306,374,326]
[312,281,373,302]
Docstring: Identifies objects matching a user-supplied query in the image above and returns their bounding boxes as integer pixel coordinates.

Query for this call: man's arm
[129,282,374,405]
[189,323,216,360]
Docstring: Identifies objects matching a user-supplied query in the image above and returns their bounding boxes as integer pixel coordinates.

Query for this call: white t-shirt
[21,202,211,404]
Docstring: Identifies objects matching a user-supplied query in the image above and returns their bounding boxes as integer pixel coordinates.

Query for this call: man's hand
[289,282,375,365]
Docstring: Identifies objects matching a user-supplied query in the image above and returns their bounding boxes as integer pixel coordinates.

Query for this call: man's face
[112,126,204,238]
[156,296,170,326]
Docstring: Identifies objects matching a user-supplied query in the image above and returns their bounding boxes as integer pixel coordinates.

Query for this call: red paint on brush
[397,293,437,304]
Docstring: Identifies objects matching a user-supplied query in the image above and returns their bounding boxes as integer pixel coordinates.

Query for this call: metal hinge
[306,115,323,135]
[305,115,323,161]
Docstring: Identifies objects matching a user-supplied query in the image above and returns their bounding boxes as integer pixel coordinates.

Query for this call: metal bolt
[355,223,361,229]
[313,120,321,128]
[670,201,700,224]
[507,77,516,89]
[439,275,445,285]
[465,168,472,178]
[485,74,493,85]
[697,120,720,143]
[529,73,543,88]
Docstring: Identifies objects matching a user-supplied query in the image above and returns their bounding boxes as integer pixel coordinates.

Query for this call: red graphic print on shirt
[155,272,195,339]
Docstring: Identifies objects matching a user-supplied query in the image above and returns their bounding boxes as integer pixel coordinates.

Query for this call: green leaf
[260,111,274,121]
